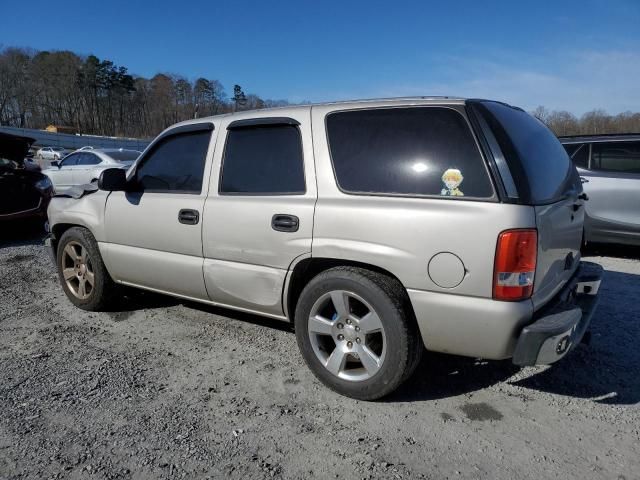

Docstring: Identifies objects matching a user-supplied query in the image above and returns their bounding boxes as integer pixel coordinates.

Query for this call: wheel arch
[284,257,414,323]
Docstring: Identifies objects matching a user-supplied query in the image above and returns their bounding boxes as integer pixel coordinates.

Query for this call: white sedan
[36,146,68,161]
[43,148,140,193]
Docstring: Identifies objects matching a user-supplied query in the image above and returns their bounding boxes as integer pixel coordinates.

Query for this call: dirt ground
[1,226,639,480]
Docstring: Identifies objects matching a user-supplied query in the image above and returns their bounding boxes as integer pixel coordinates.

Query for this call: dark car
[560,134,640,246]
[0,132,54,224]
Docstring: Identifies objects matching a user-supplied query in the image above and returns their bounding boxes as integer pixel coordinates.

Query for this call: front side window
[220,124,305,194]
[591,142,640,174]
[76,153,101,166]
[326,107,494,198]
[60,154,79,167]
[569,144,589,169]
[135,130,211,193]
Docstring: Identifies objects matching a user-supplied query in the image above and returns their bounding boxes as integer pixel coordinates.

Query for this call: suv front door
[101,123,216,299]
[201,112,316,318]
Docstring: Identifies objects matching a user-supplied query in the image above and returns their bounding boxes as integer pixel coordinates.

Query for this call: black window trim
[218,120,307,196]
[324,105,498,202]
[227,117,300,130]
[131,122,215,195]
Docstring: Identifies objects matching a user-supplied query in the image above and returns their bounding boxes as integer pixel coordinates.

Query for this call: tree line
[531,106,640,137]
[0,47,289,139]
[1,46,639,139]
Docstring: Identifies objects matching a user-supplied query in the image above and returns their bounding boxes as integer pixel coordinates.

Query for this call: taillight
[493,229,537,301]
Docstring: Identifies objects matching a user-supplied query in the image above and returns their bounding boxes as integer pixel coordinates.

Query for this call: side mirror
[51,161,59,168]
[98,168,128,191]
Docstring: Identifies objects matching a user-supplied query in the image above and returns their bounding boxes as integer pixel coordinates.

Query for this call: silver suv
[46,98,603,399]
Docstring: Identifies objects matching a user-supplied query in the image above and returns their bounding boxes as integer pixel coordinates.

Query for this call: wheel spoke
[325,347,347,376]
[78,279,86,298]
[85,271,95,287]
[80,247,88,263]
[358,311,383,334]
[330,291,350,319]
[64,244,79,261]
[63,268,76,280]
[357,344,382,376]
[308,315,334,336]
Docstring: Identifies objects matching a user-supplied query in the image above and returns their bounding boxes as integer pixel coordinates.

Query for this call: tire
[294,267,423,400]
[56,227,119,311]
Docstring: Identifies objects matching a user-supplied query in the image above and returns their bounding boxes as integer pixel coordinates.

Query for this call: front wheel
[56,227,118,311]
[294,267,422,400]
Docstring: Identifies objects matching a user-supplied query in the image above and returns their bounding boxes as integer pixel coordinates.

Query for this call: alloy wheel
[307,290,386,381]
[61,241,95,300]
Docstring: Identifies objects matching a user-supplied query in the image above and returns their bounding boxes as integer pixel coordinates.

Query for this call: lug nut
[356,337,361,344]
[355,326,360,332]
[347,341,353,348]
[346,318,352,325]
[337,334,344,341]
[337,323,344,329]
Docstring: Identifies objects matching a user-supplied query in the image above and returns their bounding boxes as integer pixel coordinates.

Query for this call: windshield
[52,147,65,151]
[472,101,580,204]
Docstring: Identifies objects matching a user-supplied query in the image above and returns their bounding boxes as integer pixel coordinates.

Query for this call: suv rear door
[201,111,316,318]
[470,101,584,309]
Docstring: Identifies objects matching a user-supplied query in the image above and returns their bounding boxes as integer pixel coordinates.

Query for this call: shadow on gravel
[388,352,520,403]
[0,221,46,248]
[511,270,640,405]
[185,301,294,333]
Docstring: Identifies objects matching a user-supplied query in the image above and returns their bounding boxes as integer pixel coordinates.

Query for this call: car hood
[0,131,36,164]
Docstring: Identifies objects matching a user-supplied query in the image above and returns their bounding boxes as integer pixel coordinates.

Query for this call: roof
[558,133,640,143]
[172,96,470,128]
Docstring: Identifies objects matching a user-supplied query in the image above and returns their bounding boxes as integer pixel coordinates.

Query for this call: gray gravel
[1,228,639,479]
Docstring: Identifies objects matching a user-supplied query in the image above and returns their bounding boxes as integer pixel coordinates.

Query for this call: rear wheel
[295,267,422,400]
[56,227,118,311]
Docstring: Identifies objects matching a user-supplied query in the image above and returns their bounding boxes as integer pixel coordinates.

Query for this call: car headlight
[35,177,53,191]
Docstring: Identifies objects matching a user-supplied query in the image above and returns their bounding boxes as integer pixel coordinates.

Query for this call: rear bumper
[512,261,603,366]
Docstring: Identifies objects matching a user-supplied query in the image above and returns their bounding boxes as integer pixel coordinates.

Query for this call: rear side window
[326,107,493,198]
[220,125,305,194]
[474,101,579,204]
[591,142,640,173]
[136,130,211,194]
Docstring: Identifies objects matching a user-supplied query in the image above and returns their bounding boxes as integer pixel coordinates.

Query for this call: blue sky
[2,0,639,114]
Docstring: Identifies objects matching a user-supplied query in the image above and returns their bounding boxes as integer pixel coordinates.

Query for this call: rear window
[326,107,494,199]
[108,151,140,162]
[474,101,579,204]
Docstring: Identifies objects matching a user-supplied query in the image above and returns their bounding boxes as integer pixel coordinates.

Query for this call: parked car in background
[0,132,53,223]
[560,134,640,246]
[46,98,603,400]
[43,148,140,193]
[36,146,68,161]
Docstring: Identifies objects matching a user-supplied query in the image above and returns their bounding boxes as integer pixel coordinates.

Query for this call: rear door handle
[272,214,299,232]
[178,209,200,225]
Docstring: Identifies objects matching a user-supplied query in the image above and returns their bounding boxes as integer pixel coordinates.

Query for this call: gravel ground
[1,226,639,479]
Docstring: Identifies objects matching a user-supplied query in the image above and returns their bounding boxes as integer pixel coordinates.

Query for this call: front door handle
[272,214,299,232]
[178,209,200,225]
[580,176,589,184]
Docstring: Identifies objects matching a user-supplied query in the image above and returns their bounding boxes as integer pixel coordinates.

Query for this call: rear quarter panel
[310,102,537,298]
